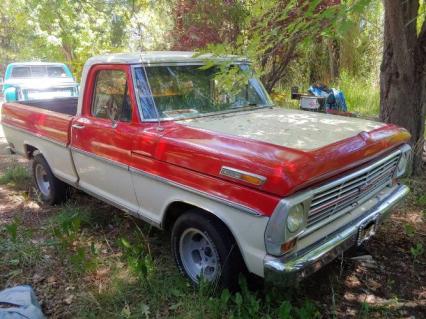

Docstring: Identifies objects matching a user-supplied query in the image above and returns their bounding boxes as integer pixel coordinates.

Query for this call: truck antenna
[140,53,162,131]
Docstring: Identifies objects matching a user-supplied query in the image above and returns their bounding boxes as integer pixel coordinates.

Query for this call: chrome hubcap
[179,228,220,283]
[35,164,50,197]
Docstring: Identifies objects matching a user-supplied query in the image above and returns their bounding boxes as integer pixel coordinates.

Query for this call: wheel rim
[35,163,50,197]
[179,228,220,283]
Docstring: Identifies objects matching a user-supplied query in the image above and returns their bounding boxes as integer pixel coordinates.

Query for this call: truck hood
[157,108,410,197]
[183,108,384,150]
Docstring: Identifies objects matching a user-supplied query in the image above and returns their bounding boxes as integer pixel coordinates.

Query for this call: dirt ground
[0,122,425,318]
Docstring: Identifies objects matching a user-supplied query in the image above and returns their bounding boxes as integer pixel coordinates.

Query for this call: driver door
[71,65,139,213]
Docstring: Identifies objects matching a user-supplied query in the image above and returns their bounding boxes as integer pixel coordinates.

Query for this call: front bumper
[264,184,409,287]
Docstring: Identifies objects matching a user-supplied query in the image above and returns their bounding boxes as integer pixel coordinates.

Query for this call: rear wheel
[32,153,67,205]
[171,210,244,290]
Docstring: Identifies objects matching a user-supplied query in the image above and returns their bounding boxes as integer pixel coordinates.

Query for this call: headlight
[395,144,412,178]
[396,155,407,175]
[265,195,310,256]
[287,204,305,233]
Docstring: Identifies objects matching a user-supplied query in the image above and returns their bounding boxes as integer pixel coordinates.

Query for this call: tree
[380,0,426,174]
[199,1,370,92]
[170,0,246,50]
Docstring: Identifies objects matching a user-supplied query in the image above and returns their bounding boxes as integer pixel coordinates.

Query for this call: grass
[0,161,425,318]
[337,72,380,117]
[0,164,31,189]
[0,191,324,318]
[0,218,43,278]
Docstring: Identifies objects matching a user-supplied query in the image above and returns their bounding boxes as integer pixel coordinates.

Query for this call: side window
[92,70,132,122]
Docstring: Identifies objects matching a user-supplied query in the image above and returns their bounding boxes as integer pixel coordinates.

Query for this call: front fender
[4,86,17,102]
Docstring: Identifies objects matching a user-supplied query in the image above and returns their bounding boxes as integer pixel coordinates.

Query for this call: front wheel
[171,210,244,290]
[32,153,67,205]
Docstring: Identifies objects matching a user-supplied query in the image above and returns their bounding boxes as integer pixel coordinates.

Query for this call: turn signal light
[281,238,297,254]
[220,166,267,186]
[240,174,265,186]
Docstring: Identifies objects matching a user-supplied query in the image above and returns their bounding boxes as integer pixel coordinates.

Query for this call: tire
[32,153,67,205]
[171,209,244,290]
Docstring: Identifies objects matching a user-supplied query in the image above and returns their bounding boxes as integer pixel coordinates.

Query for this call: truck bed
[1,98,76,146]
[18,97,78,116]
[1,98,79,184]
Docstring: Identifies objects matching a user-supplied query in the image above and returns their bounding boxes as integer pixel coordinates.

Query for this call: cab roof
[7,62,67,67]
[85,51,248,66]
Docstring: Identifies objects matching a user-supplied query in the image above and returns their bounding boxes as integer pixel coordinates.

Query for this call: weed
[5,220,19,242]
[0,164,31,189]
[48,204,100,274]
[337,71,380,117]
[359,301,370,318]
[278,301,293,319]
[69,246,98,273]
[417,195,426,207]
[119,236,154,284]
[404,223,416,237]
[0,220,42,270]
[50,204,93,249]
[410,243,424,260]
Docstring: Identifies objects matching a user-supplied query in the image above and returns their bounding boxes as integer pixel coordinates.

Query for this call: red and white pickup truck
[1,52,412,288]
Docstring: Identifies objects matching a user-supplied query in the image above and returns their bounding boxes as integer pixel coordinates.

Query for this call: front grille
[307,151,401,228]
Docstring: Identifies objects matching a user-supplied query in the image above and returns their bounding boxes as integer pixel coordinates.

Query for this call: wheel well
[163,201,247,271]
[163,202,202,231]
[163,202,238,246]
[24,145,38,159]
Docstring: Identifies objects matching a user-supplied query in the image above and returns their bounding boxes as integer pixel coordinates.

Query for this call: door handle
[72,123,85,129]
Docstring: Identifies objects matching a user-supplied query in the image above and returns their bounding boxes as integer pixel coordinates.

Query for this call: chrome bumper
[264,184,409,287]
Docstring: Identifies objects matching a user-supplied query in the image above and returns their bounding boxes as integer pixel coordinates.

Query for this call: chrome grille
[307,151,401,227]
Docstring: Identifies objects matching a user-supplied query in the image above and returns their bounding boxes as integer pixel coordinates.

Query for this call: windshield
[133,64,272,120]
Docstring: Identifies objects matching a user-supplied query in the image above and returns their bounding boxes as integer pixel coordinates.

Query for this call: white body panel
[131,168,269,276]
[71,150,140,214]
[2,125,78,183]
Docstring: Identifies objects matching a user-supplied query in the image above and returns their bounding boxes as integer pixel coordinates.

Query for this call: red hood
[154,120,410,197]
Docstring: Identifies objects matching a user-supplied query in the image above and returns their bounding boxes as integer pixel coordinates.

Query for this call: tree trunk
[327,38,339,82]
[380,0,425,175]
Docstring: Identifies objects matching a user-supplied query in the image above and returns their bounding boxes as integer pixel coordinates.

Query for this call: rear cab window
[10,65,70,78]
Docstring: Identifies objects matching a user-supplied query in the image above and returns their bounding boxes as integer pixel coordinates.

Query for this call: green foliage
[50,204,93,247]
[5,220,18,243]
[69,246,97,273]
[404,223,416,237]
[359,301,370,318]
[271,70,380,117]
[0,165,31,189]
[119,236,154,283]
[49,204,99,274]
[337,71,380,116]
[0,0,173,78]
[417,195,426,207]
[0,219,42,269]
[410,243,424,260]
